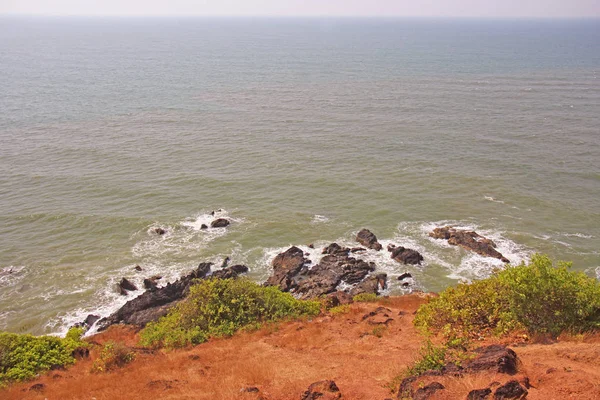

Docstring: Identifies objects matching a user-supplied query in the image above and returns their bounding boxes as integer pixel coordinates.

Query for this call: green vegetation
[140,278,321,348]
[352,293,379,303]
[91,341,135,373]
[415,254,600,345]
[329,304,351,315]
[405,339,447,376]
[0,327,87,386]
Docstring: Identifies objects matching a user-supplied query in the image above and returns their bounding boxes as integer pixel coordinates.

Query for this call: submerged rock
[154,228,166,235]
[429,226,509,263]
[356,228,383,251]
[210,218,230,228]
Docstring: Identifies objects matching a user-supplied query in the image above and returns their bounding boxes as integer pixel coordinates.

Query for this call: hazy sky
[2,0,599,18]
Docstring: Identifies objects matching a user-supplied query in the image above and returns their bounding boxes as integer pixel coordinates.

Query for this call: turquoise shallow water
[0,17,599,335]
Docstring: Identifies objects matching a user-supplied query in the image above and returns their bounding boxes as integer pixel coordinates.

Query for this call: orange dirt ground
[3,294,600,399]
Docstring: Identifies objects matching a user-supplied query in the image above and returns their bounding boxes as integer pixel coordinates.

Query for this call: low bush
[0,327,87,386]
[140,278,321,348]
[352,293,379,303]
[90,341,135,373]
[415,254,600,344]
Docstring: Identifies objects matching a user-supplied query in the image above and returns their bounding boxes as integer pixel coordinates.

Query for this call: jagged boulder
[414,382,445,400]
[118,278,138,295]
[264,246,308,292]
[465,345,519,375]
[429,226,509,263]
[211,264,249,279]
[388,244,424,265]
[494,380,527,399]
[468,388,492,400]
[356,228,383,251]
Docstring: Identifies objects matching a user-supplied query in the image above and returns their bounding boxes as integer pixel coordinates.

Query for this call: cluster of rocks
[429,226,510,263]
[153,215,231,236]
[397,344,529,399]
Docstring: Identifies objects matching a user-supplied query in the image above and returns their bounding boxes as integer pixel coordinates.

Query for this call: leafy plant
[91,341,135,373]
[0,327,87,386]
[329,305,351,315]
[405,340,447,376]
[140,278,321,348]
[414,254,600,344]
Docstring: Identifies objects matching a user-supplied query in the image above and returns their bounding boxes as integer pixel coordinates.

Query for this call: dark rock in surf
[398,272,412,281]
[210,218,230,228]
[429,226,509,263]
[154,228,166,235]
[356,228,383,251]
[211,264,249,279]
[200,224,208,230]
[118,278,138,295]
[134,265,143,272]
[349,273,387,297]
[97,263,212,330]
[322,243,350,256]
[388,244,424,265]
[264,246,308,292]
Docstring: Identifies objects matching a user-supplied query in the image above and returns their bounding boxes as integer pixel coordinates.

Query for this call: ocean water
[0,17,599,335]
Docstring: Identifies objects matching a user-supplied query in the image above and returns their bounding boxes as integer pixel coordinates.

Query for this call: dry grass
[3,295,600,400]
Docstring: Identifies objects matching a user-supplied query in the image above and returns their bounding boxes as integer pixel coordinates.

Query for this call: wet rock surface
[388,244,424,265]
[429,226,509,263]
[356,228,383,251]
[210,218,230,228]
[265,243,387,300]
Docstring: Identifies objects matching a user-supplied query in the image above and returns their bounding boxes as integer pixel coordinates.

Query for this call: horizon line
[2,13,600,19]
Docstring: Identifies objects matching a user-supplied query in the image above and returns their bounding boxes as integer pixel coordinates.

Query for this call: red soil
[3,294,600,399]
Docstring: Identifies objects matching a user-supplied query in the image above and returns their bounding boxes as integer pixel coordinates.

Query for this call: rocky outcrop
[465,345,519,375]
[468,388,492,400]
[211,264,249,279]
[388,244,424,265]
[301,380,342,400]
[264,244,387,300]
[356,228,383,251]
[264,246,308,292]
[429,226,509,263]
[210,218,230,228]
[96,263,212,330]
[118,278,138,295]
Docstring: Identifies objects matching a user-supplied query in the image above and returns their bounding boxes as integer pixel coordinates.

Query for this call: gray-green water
[1,17,599,335]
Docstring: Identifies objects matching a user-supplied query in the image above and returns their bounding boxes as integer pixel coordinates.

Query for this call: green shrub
[415,254,600,343]
[329,305,351,315]
[90,341,135,373]
[0,327,87,386]
[140,278,321,348]
[405,340,447,377]
[352,293,379,303]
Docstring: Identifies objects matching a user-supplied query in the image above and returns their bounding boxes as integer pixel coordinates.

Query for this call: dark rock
[144,278,158,290]
[465,345,519,375]
[349,273,387,297]
[200,224,208,230]
[154,227,166,235]
[429,226,509,263]
[389,245,424,265]
[322,243,349,256]
[397,376,416,399]
[29,383,45,392]
[350,247,366,253]
[118,278,138,294]
[308,244,314,249]
[84,314,100,327]
[356,228,383,251]
[212,264,249,279]
[493,380,527,399]
[414,382,445,400]
[97,263,212,330]
[147,379,179,390]
[325,291,353,308]
[301,380,342,400]
[220,257,230,268]
[468,388,492,400]
[264,246,309,292]
[210,218,230,228]
[398,272,412,280]
[241,386,260,393]
[134,265,143,272]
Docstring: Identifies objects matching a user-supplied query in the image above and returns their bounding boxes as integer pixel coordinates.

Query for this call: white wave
[311,214,330,224]
[484,196,505,204]
[560,232,594,239]
[0,265,26,287]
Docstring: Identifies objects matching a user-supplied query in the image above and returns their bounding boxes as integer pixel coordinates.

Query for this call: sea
[1,17,599,335]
